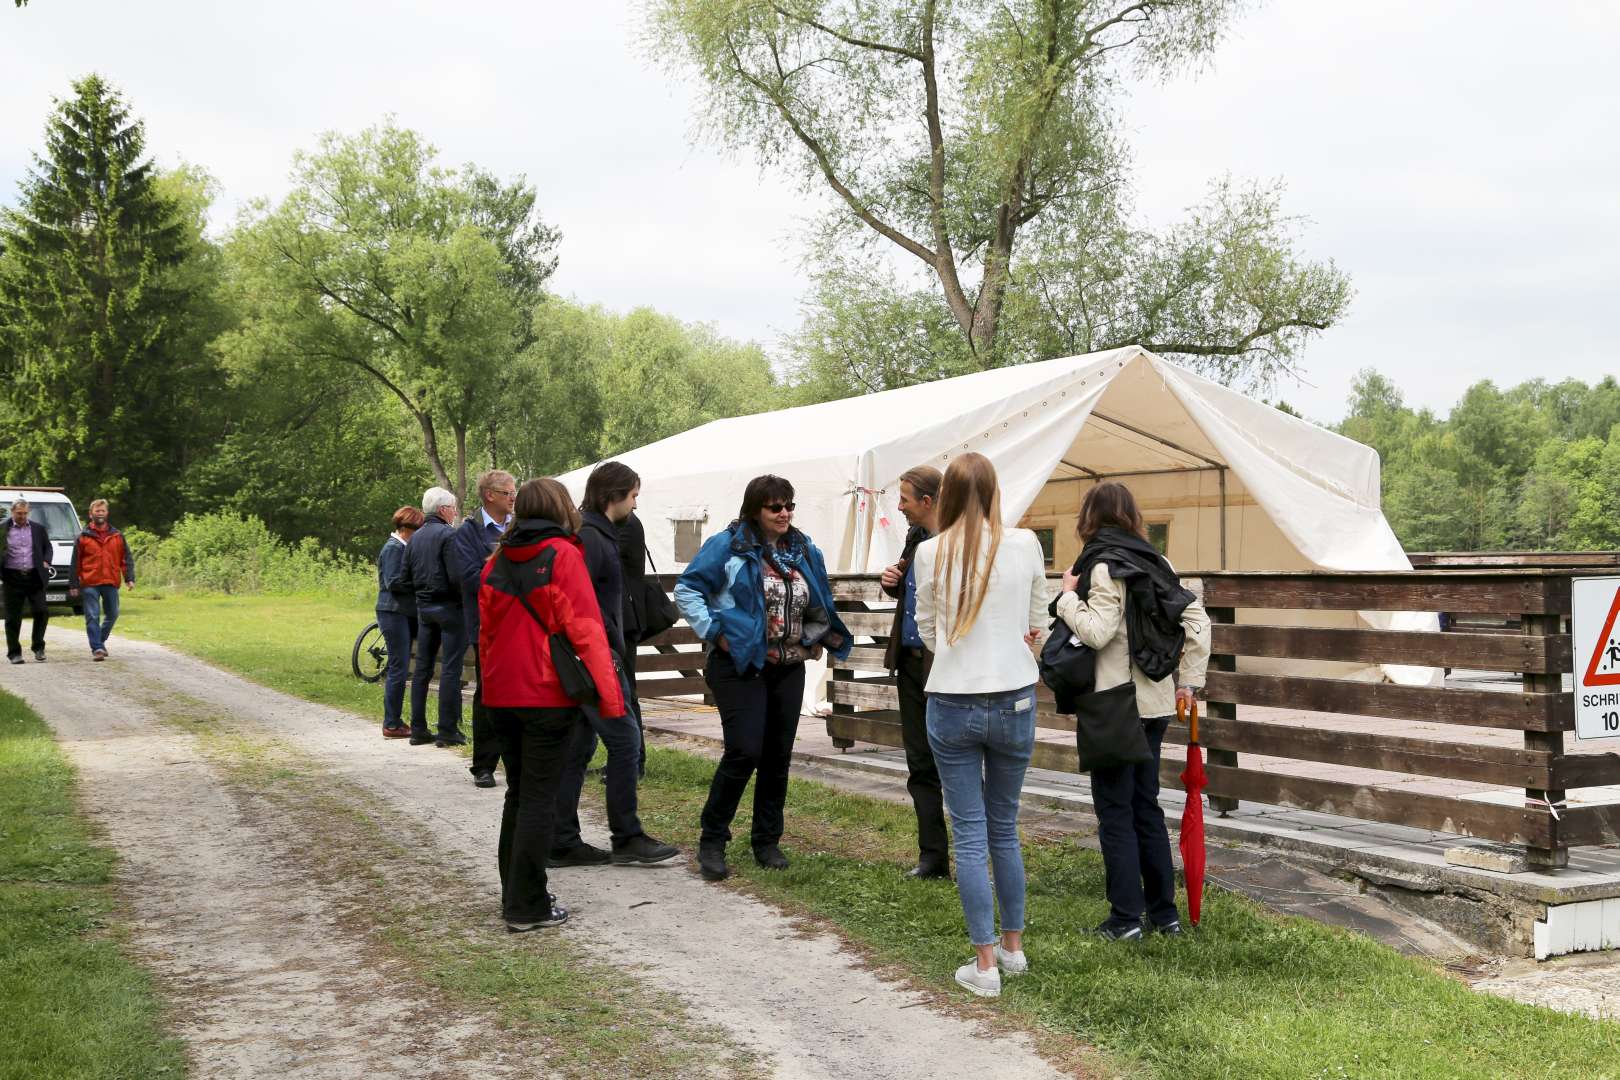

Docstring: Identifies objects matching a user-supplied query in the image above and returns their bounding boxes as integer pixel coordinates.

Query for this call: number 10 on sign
[1573,576,1620,740]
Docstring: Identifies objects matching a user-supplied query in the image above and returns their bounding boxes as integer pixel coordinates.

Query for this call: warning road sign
[1573,576,1620,740]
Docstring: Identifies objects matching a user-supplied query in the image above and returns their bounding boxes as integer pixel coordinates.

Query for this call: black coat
[375,536,416,616]
[1070,527,1193,682]
[404,517,460,608]
[617,511,647,642]
[452,513,507,637]
[580,510,626,658]
[0,519,52,591]
[882,524,932,674]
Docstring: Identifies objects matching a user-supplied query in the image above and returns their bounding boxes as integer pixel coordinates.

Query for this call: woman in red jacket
[479,478,625,932]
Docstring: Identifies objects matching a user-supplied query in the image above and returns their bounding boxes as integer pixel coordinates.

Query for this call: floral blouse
[762,561,811,664]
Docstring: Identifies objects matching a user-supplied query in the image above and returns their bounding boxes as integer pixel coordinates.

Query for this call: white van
[0,486,83,611]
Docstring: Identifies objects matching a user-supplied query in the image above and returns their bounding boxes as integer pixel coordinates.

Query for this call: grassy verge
[0,688,188,1080]
[142,685,760,1079]
[125,591,1620,1079]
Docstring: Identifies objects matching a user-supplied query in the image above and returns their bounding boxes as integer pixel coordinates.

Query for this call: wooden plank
[1410,552,1620,570]
[827,681,901,710]
[640,627,703,648]
[839,610,896,637]
[1200,573,1571,616]
[1197,764,1558,848]
[1552,753,1620,790]
[1206,671,1575,732]
[1559,804,1620,847]
[832,578,891,602]
[631,650,710,674]
[1157,717,1557,788]
[1212,624,1573,674]
[636,675,710,698]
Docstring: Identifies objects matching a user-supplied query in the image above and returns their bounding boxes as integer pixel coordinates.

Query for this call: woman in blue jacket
[376,505,424,737]
[675,475,852,882]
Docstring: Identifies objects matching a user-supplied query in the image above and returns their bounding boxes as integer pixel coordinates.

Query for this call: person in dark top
[550,462,678,868]
[878,466,949,879]
[405,486,467,748]
[376,506,425,737]
[617,509,650,774]
[450,469,517,788]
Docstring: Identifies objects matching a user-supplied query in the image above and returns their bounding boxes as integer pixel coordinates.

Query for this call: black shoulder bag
[636,549,680,643]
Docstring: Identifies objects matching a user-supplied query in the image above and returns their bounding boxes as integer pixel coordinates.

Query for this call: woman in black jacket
[376,505,425,737]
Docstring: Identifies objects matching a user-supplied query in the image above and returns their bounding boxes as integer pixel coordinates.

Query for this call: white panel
[1602,898,1620,951]
[1574,900,1606,953]
[1547,904,1578,957]
[1534,917,1551,961]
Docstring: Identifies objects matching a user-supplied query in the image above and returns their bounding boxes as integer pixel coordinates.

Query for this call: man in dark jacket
[616,509,650,774]
[406,487,467,747]
[551,462,678,868]
[878,467,948,878]
[451,469,516,788]
[2,498,53,663]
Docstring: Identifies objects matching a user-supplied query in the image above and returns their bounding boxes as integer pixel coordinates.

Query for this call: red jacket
[478,522,626,717]
[69,524,135,588]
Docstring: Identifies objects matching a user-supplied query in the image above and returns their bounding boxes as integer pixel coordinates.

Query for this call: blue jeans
[82,585,121,652]
[376,609,416,730]
[927,684,1036,946]
[411,602,467,736]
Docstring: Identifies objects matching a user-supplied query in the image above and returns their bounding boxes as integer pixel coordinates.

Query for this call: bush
[138,512,374,599]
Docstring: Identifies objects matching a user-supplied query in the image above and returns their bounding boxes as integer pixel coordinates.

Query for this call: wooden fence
[788,569,1620,869]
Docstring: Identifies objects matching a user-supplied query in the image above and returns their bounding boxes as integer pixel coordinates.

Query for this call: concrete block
[1444,844,1531,875]
[1574,900,1605,953]
[1603,898,1620,950]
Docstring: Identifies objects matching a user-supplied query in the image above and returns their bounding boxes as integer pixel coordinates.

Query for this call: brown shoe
[382,726,411,739]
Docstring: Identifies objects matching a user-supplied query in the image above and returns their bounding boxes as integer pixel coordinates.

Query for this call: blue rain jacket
[674,523,853,675]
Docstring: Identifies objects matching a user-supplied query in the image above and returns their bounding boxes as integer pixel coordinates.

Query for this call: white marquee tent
[561,346,1435,684]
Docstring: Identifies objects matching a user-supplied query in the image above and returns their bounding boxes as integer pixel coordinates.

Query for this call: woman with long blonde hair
[912,452,1050,998]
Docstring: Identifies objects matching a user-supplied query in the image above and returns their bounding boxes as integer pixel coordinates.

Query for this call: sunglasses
[763,502,796,513]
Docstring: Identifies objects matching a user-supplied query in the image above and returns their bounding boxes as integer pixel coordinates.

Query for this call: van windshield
[23,502,81,542]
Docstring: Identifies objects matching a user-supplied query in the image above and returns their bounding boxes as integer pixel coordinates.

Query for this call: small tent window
[1033,527,1055,568]
[1146,522,1169,555]
[673,519,705,563]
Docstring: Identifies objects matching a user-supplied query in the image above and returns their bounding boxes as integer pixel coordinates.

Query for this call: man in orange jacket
[67,499,136,661]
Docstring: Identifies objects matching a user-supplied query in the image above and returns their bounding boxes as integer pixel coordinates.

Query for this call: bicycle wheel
[352,621,387,683]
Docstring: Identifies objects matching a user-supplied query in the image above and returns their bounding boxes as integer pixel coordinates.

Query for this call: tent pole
[1219,467,1228,569]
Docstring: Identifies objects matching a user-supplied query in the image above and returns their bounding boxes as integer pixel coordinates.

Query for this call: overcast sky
[3,1,1616,422]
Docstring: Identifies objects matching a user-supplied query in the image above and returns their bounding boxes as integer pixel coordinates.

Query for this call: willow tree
[649,0,1350,391]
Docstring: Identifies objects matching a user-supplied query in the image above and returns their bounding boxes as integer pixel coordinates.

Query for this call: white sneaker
[954,960,1001,998]
[994,944,1028,974]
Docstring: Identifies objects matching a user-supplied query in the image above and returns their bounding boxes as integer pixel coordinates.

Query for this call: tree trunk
[454,423,468,511]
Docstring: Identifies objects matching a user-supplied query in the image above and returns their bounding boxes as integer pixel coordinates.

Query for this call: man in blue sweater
[450,470,516,788]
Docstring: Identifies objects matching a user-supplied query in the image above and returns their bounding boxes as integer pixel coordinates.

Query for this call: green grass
[0,689,188,1080]
[125,590,1620,1080]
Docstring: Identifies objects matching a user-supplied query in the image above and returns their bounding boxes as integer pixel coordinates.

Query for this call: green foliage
[0,75,227,529]
[650,0,1350,390]
[221,122,554,504]
[1342,370,1620,552]
[139,511,373,597]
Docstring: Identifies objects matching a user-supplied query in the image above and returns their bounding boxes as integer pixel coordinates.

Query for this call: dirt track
[5,628,1072,1079]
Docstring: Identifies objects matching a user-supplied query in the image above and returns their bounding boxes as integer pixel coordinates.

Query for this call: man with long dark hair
[549,462,678,867]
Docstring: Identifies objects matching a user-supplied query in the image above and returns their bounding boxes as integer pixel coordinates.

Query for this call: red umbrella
[1177,696,1207,927]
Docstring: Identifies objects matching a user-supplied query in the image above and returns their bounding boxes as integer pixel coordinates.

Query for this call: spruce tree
[0,73,197,525]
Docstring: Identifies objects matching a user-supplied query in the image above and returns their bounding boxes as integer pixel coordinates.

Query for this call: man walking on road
[407,487,468,748]
[879,467,950,879]
[451,470,516,789]
[68,498,136,660]
[2,497,53,664]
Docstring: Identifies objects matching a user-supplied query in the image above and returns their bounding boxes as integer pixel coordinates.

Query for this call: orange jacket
[69,525,135,588]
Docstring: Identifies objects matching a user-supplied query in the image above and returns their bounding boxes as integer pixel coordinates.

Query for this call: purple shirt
[4,523,31,571]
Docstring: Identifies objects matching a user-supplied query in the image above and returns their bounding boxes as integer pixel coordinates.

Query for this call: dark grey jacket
[0,519,52,592]
[404,517,460,608]
[375,536,416,616]
[580,510,626,659]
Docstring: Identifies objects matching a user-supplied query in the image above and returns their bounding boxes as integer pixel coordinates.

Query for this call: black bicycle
[351,621,387,683]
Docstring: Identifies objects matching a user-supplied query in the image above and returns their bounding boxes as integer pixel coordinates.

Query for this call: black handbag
[1072,681,1152,773]
[637,550,680,643]
[1039,616,1096,713]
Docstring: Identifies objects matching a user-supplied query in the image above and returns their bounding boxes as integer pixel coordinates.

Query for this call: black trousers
[551,660,645,848]
[495,706,575,923]
[1090,713,1179,927]
[699,650,806,849]
[622,639,646,775]
[469,645,503,773]
[896,649,949,866]
[3,568,47,657]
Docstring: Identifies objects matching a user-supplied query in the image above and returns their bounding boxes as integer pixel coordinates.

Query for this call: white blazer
[913,526,1050,695]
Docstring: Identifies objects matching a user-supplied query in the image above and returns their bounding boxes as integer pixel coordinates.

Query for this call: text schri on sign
[1573,575,1620,740]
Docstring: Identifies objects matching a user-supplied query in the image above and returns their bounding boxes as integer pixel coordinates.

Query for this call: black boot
[753,844,789,871]
[697,844,729,881]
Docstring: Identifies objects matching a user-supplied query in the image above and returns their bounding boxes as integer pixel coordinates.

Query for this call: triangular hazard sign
[1583,587,1620,687]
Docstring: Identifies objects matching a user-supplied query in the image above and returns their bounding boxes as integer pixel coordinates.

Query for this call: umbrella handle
[1178,694,1199,744]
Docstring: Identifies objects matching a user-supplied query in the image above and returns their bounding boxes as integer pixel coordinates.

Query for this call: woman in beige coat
[1055,482,1210,940]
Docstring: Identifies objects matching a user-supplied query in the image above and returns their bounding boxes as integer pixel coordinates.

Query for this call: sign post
[1573,575,1620,741]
